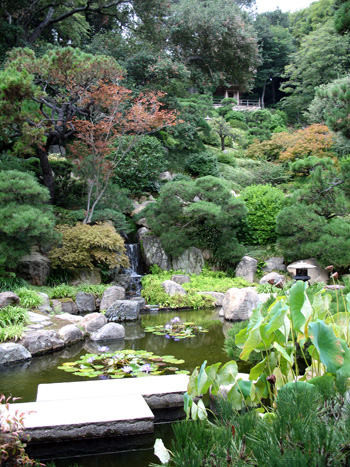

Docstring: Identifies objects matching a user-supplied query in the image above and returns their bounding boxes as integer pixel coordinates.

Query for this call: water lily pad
[58,349,185,380]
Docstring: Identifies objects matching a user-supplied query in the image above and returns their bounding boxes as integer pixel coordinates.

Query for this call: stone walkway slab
[4,394,153,442]
[37,374,190,409]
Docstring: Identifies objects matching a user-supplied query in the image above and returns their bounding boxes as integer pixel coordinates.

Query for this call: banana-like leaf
[249,358,267,381]
[239,308,264,361]
[336,339,350,378]
[264,301,289,337]
[216,360,238,387]
[309,320,344,374]
[289,281,312,334]
[273,342,293,364]
[326,313,350,342]
[312,290,331,321]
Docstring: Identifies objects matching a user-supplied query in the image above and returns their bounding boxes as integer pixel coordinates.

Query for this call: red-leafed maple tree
[70,81,178,223]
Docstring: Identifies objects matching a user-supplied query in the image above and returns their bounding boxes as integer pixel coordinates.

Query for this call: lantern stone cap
[287,260,317,269]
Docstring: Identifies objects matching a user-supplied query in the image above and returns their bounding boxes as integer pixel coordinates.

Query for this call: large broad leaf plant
[184,281,350,420]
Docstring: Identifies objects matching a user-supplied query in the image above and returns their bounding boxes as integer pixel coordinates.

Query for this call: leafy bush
[185,151,218,177]
[141,268,251,308]
[216,152,236,165]
[145,176,246,268]
[161,377,350,466]
[0,170,55,273]
[13,288,44,309]
[49,222,129,270]
[49,284,76,299]
[239,184,286,245]
[113,135,166,193]
[49,283,110,300]
[0,276,27,292]
[0,305,29,342]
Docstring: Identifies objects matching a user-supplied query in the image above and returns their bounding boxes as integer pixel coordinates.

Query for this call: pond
[0,308,238,466]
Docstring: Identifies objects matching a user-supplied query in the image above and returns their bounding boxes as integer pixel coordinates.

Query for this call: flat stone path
[4,375,190,442]
[6,394,153,442]
[37,374,189,409]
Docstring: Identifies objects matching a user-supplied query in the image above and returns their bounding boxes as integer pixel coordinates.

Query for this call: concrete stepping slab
[4,394,153,442]
[37,374,190,409]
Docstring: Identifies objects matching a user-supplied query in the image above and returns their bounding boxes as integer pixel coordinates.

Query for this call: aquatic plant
[144,316,208,340]
[58,349,189,378]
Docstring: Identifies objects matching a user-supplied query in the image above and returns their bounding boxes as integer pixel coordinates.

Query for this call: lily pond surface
[0,308,237,466]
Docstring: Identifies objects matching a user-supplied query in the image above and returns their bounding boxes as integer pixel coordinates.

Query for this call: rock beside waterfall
[100,286,126,311]
[105,300,142,321]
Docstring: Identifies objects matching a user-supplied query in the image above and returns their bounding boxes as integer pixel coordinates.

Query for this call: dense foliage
[49,222,129,270]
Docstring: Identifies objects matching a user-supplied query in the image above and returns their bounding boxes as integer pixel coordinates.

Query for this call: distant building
[213,85,261,110]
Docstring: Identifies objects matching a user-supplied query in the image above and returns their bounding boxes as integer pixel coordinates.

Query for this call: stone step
[37,374,190,409]
[5,394,154,442]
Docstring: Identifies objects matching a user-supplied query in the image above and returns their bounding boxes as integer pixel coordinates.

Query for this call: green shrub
[13,288,44,309]
[113,135,166,193]
[49,284,76,299]
[228,119,249,131]
[185,151,218,177]
[0,305,29,342]
[145,176,246,268]
[216,152,236,165]
[165,379,350,466]
[0,170,55,273]
[0,276,27,292]
[239,184,286,245]
[49,222,129,270]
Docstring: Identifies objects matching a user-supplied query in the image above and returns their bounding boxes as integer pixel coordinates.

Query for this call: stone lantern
[288,260,317,283]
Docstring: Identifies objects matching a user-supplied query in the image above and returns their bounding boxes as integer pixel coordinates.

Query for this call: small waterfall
[124,244,143,296]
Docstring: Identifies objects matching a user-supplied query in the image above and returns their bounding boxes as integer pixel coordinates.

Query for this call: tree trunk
[37,147,55,202]
[221,136,225,151]
[271,80,276,105]
[261,81,266,109]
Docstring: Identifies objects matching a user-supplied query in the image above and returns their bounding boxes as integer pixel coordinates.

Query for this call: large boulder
[222,287,259,321]
[75,292,96,313]
[199,292,225,306]
[105,300,142,321]
[262,257,286,273]
[0,343,31,366]
[260,272,285,287]
[137,227,149,243]
[21,330,65,355]
[69,267,101,286]
[172,247,204,275]
[171,275,191,285]
[59,324,84,345]
[16,250,50,286]
[287,258,329,284]
[0,292,20,308]
[112,274,131,290]
[235,256,258,283]
[36,292,52,314]
[90,323,125,341]
[51,299,79,315]
[81,313,107,333]
[99,286,126,311]
[141,234,171,270]
[161,280,187,296]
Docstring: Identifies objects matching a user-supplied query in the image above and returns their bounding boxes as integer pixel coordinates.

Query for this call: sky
[255,0,316,13]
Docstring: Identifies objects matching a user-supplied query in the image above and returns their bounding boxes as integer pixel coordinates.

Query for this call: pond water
[0,308,240,466]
